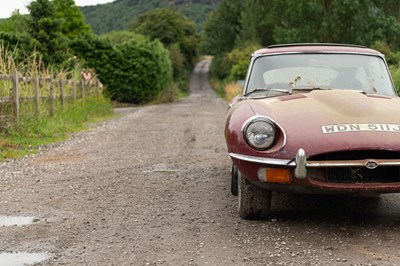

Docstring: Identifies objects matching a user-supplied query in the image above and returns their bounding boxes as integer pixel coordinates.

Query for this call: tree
[129,8,199,66]
[203,0,400,50]
[100,30,147,45]
[271,0,325,43]
[372,0,400,20]
[267,0,400,47]
[202,0,400,84]
[200,0,242,55]
[237,0,274,47]
[0,10,29,34]
[0,11,31,64]
[27,0,69,66]
[53,0,92,39]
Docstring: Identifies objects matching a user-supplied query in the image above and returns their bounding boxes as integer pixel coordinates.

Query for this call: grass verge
[0,96,115,161]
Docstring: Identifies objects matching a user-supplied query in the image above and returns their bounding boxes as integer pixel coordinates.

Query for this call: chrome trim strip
[306,160,400,168]
[229,153,295,166]
[230,153,400,168]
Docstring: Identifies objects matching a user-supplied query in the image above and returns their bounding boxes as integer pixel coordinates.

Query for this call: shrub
[210,54,231,81]
[71,34,173,103]
[210,43,262,82]
[113,40,172,103]
[373,41,400,66]
[168,43,185,80]
[390,65,400,93]
[226,43,262,81]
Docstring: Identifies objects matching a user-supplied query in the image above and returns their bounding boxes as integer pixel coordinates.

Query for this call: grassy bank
[0,96,114,160]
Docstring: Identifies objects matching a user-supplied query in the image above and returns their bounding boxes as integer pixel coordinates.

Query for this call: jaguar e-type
[225,44,400,219]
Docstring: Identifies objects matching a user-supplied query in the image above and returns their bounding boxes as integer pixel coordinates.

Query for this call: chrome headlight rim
[242,116,276,151]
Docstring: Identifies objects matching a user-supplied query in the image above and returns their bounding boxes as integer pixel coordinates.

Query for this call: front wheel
[238,171,272,219]
[231,164,238,196]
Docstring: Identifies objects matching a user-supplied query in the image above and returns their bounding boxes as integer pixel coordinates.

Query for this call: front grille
[311,150,400,161]
[326,167,400,183]
[310,150,400,184]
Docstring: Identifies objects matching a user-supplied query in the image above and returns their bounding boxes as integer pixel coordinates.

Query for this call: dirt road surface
[1,60,400,265]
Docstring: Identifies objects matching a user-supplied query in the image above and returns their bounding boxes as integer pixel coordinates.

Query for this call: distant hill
[80,0,220,35]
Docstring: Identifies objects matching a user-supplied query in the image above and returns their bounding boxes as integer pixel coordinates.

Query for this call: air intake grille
[310,150,400,183]
[310,150,400,161]
[326,167,400,183]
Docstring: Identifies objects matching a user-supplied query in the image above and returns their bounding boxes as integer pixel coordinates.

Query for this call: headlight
[243,118,276,150]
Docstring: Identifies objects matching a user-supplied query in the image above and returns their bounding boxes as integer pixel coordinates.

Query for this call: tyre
[238,171,272,219]
[231,164,238,196]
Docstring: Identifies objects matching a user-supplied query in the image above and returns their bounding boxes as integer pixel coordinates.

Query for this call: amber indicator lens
[265,168,291,184]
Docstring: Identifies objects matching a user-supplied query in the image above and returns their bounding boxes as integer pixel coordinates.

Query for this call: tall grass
[0,44,48,78]
[390,65,400,94]
[0,44,114,161]
[211,79,243,102]
[224,82,243,102]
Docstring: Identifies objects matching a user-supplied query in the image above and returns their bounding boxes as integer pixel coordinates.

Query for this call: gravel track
[0,60,400,265]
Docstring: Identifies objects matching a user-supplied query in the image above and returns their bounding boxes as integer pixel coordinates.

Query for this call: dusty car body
[224,44,400,219]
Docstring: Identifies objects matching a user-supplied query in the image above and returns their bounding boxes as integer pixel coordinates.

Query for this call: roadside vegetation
[80,0,219,34]
[0,96,113,160]
[201,0,400,100]
[0,0,200,160]
[0,42,114,160]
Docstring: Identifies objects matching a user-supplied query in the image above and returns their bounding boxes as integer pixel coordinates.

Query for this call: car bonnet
[246,89,400,157]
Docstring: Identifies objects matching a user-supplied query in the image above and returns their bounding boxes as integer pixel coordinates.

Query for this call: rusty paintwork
[226,90,400,157]
[224,44,400,194]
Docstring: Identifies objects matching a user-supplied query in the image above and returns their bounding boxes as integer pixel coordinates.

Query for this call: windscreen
[246,53,396,96]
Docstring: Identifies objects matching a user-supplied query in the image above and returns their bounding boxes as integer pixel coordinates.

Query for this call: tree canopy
[27,0,69,66]
[0,11,29,34]
[200,0,242,55]
[129,8,199,62]
[53,0,92,39]
[202,0,400,56]
[79,0,219,35]
[128,7,200,85]
[202,0,400,81]
[129,8,199,66]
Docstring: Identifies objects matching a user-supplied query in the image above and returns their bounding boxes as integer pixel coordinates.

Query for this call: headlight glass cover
[244,118,276,150]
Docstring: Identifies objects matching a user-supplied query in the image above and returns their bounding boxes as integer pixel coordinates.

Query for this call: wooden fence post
[60,79,64,107]
[95,80,100,97]
[80,80,84,98]
[12,70,19,123]
[49,79,54,116]
[72,80,77,100]
[34,76,40,118]
[1,73,88,127]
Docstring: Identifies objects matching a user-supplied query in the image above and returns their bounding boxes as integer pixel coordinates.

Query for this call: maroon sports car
[224,43,400,219]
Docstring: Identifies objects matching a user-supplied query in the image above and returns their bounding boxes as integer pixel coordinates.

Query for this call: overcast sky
[0,0,116,19]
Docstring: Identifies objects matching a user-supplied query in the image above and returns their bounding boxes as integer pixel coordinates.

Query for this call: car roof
[253,43,383,56]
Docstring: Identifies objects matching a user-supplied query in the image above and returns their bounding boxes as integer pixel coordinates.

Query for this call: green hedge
[71,34,172,103]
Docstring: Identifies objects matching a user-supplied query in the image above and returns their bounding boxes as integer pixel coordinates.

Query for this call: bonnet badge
[365,160,378,170]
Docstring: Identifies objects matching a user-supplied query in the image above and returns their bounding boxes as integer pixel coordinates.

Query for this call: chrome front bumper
[229,149,400,180]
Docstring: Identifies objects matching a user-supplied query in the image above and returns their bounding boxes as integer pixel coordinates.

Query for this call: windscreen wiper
[292,87,367,94]
[292,86,332,92]
[241,88,291,98]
